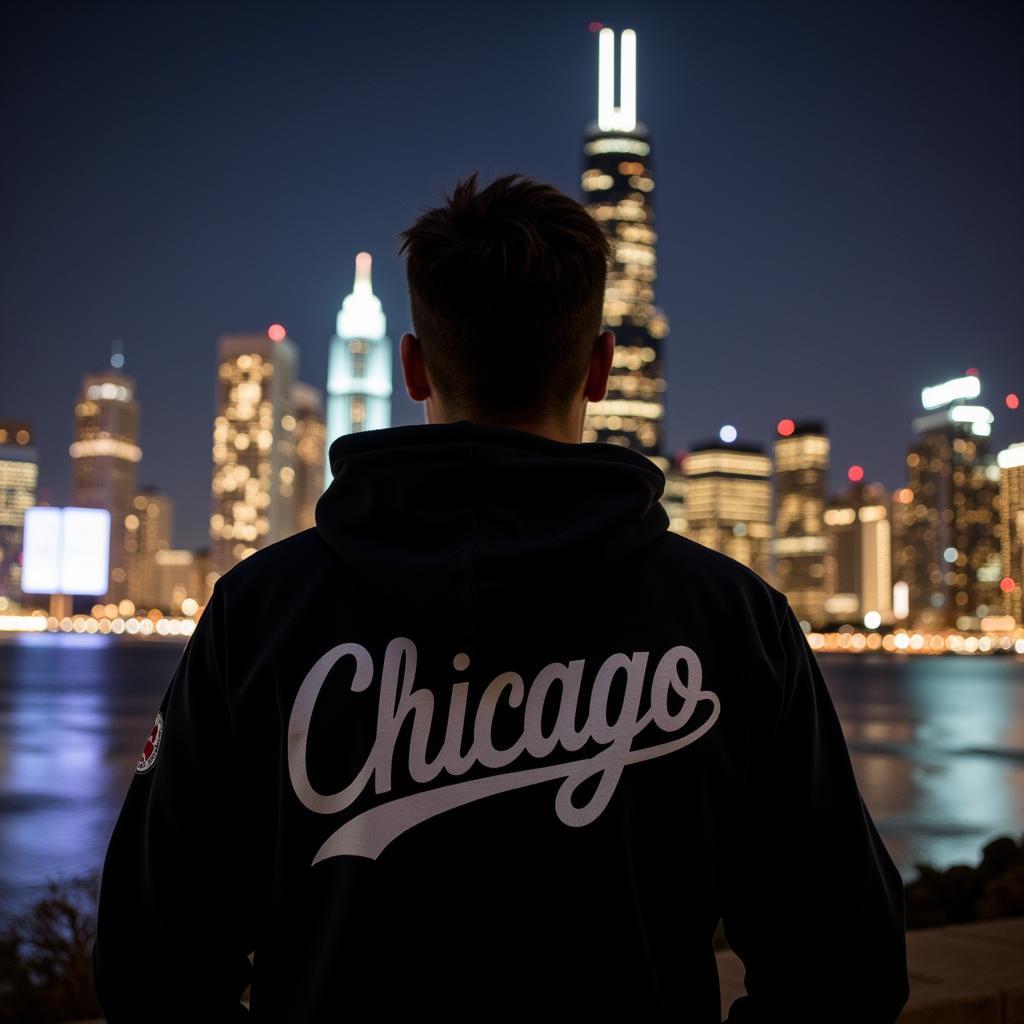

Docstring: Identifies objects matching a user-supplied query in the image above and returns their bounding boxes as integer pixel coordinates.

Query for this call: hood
[314,420,669,633]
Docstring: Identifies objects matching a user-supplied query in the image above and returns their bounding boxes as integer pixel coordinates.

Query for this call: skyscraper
[125,486,173,611]
[662,451,688,537]
[823,481,893,626]
[580,27,669,465]
[153,548,195,615]
[892,374,1001,629]
[681,440,773,581]
[189,548,214,609]
[292,381,326,531]
[210,329,298,579]
[325,253,392,484]
[69,363,142,603]
[997,441,1024,625]
[0,420,38,607]
[772,420,830,627]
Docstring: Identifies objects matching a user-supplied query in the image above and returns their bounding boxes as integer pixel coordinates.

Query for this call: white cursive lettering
[287,637,720,863]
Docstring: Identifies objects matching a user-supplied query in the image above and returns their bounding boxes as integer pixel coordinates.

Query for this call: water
[1,633,1022,924]
[0,633,185,925]
[824,653,1024,877]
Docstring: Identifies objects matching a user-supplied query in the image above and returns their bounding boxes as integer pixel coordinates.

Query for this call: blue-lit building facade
[325,253,392,485]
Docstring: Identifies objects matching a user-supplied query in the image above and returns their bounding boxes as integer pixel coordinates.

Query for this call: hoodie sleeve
[720,601,909,1024]
[92,582,255,1021]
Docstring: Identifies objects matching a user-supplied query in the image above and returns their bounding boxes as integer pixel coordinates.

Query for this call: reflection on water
[0,633,183,923]
[0,635,1022,923]
[827,653,1024,881]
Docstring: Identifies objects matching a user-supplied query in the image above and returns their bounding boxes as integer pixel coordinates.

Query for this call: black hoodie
[93,419,909,1023]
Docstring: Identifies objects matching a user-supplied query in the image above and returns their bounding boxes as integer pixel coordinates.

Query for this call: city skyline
[3,2,1022,553]
[14,333,1022,558]
[10,329,1020,623]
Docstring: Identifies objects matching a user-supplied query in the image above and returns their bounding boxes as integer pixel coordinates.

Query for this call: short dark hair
[398,172,612,422]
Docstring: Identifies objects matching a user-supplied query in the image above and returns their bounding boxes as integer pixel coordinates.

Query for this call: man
[93,173,910,1022]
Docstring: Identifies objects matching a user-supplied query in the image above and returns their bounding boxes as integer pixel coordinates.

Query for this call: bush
[0,872,102,1024]
[712,833,1024,952]
[904,832,1024,930]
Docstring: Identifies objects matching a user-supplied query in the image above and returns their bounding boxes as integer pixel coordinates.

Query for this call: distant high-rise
[892,374,1001,629]
[69,360,142,603]
[189,548,214,608]
[210,329,298,579]
[292,381,326,530]
[125,486,173,611]
[772,421,830,627]
[0,420,38,607]
[997,442,1024,625]
[662,451,688,537]
[580,27,669,465]
[823,481,893,626]
[148,545,213,613]
[325,253,392,484]
[681,440,773,581]
[153,548,195,615]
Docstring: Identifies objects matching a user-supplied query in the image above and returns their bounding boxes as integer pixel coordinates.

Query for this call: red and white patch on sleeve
[135,711,164,774]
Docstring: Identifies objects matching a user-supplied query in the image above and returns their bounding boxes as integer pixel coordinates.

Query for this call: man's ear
[583,330,615,403]
[400,333,432,402]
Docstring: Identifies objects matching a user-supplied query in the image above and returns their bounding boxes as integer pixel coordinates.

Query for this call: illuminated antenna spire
[110,338,125,369]
[338,252,387,340]
[597,27,637,133]
[353,251,373,294]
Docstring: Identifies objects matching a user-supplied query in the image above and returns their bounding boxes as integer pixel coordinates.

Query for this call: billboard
[21,506,111,596]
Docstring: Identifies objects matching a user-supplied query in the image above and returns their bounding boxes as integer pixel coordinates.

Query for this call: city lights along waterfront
[0,632,1022,924]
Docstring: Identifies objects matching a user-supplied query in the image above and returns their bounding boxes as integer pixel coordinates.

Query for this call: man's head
[398,173,615,443]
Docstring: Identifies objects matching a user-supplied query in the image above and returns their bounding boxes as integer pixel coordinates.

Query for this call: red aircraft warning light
[965,367,979,376]
[777,418,795,437]
[268,324,287,342]
[1001,577,1016,594]
[1007,393,1020,410]
[848,465,865,483]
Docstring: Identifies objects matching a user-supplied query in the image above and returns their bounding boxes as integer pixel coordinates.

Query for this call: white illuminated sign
[21,506,110,596]
[998,443,1024,470]
[921,375,981,410]
[21,507,61,593]
[949,404,994,425]
[893,581,909,620]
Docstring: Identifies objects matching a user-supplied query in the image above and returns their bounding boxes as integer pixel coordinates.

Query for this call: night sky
[3,1,1022,553]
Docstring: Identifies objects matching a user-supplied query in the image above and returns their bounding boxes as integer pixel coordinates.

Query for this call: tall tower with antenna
[69,340,142,602]
[581,27,669,467]
[324,252,392,485]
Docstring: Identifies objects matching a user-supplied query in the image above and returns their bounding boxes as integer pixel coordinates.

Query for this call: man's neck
[426,405,584,445]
